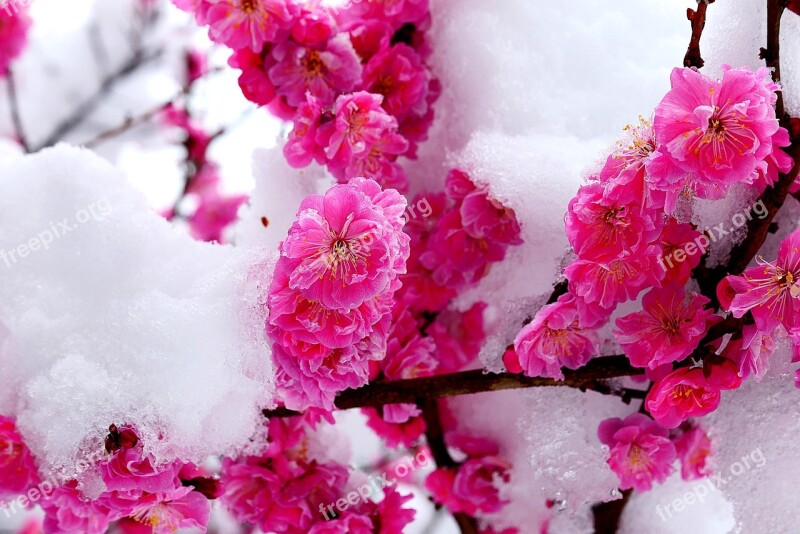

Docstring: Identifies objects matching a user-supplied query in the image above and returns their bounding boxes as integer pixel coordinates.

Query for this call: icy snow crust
[0,145,275,480]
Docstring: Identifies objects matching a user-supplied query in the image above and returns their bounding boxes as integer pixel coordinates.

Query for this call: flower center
[302,51,324,77]
[240,0,257,14]
[372,75,394,96]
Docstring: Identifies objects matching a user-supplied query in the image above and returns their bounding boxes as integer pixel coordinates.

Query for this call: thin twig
[32,49,162,151]
[6,69,30,153]
[420,400,479,534]
[761,0,787,119]
[684,0,715,68]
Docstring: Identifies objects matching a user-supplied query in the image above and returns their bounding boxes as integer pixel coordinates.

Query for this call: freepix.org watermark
[655,447,766,521]
[1,198,112,269]
[0,448,107,518]
[657,199,768,272]
[319,449,432,520]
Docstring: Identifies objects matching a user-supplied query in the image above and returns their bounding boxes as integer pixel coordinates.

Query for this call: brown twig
[684,0,715,68]
[761,0,787,119]
[6,69,30,153]
[420,400,479,534]
[262,356,641,418]
[31,49,162,152]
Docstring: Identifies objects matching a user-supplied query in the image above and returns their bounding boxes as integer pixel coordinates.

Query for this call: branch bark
[761,0,787,119]
[684,0,715,68]
[6,69,30,153]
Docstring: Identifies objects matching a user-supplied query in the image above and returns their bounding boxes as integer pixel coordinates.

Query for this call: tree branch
[761,0,787,119]
[6,69,30,153]
[684,0,715,69]
[420,400,479,534]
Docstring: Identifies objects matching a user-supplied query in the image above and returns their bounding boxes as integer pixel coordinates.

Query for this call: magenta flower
[0,416,39,499]
[362,408,426,448]
[188,191,248,243]
[598,413,676,491]
[41,483,115,534]
[673,426,712,481]
[614,285,714,369]
[363,44,431,123]
[566,183,660,261]
[339,131,409,192]
[565,247,662,309]
[277,178,409,311]
[459,185,523,246]
[308,515,374,533]
[722,324,775,382]
[721,227,800,332]
[206,0,295,51]
[658,219,704,285]
[0,5,31,77]
[269,36,362,107]
[128,486,211,534]
[645,361,741,428]
[428,302,487,373]
[285,93,329,168]
[220,454,348,532]
[99,425,182,494]
[653,66,783,197]
[513,294,599,379]
[290,5,336,47]
[425,457,511,516]
[229,48,278,107]
[324,92,401,170]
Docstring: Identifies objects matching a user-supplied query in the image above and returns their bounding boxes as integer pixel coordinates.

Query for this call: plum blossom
[426,457,511,516]
[645,360,741,428]
[362,408,426,448]
[363,44,431,123]
[598,413,676,491]
[206,0,295,51]
[614,285,714,369]
[41,483,115,534]
[566,183,660,261]
[229,48,278,106]
[652,66,784,199]
[269,36,362,107]
[565,246,662,309]
[720,226,800,332]
[127,486,211,534]
[513,294,599,379]
[0,416,39,498]
[0,5,31,77]
[723,324,776,382]
[428,303,486,373]
[657,219,704,284]
[674,426,712,481]
[100,425,181,494]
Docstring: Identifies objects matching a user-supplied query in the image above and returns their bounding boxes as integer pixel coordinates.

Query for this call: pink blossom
[674,427,712,481]
[614,285,713,369]
[0,416,39,499]
[723,324,776,382]
[229,48,278,106]
[428,303,486,373]
[0,5,31,76]
[565,247,663,309]
[188,191,248,243]
[362,408,426,448]
[363,44,430,123]
[652,66,782,197]
[291,5,336,47]
[347,0,429,27]
[269,36,362,107]
[41,483,115,534]
[459,184,523,246]
[128,487,211,534]
[754,127,795,192]
[426,457,511,516]
[220,454,348,532]
[566,183,660,261]
[373,484,417,534]
[172,0,213,24]
[275,178,409,311]
[597,413,676,491]
[658,219,704,284]
[324,92,401,170]
[309,515,374,533]
[645,361,741,428]
[284,93,329,168]
[721,226,800,332]
[345,19,394,61]
[273,344,371,411]
[513,294,598,379]
[100,425,182,494]
[206,0,295,51]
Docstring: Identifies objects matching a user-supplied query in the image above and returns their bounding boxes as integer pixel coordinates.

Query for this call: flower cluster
[425,433,511,522]
[0,416,39,500]
[266,178,410,411]
[174,0,439,192]
[363,169,522,445]
[598,415,714,491]
[0,3,30,77]
[220,417,415,533]
[42,424,215,534]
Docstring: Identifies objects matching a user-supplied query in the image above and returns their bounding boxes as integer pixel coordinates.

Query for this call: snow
[0,145,275,479]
